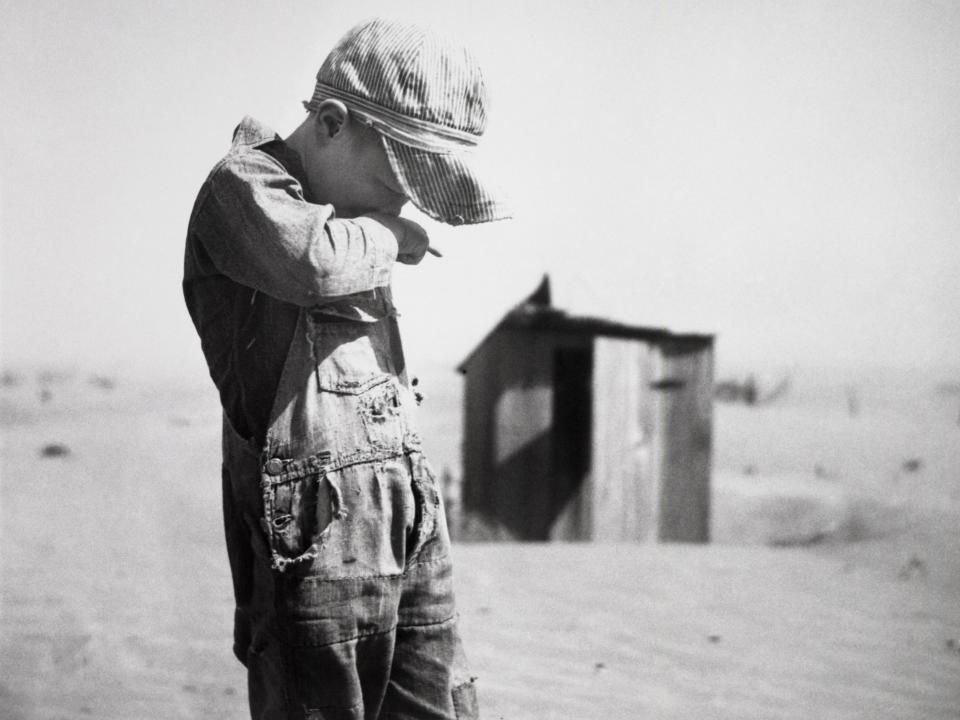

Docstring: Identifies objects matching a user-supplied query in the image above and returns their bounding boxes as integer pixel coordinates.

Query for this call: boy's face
[304,112,408,218]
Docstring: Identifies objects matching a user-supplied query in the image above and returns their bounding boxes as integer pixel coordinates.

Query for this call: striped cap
[304,18,511,226]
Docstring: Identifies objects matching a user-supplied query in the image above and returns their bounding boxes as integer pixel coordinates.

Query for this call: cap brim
[381,136,512,226]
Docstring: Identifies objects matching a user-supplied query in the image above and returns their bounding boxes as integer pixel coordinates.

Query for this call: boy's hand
[395,219,430,265]
[365,213,430,265]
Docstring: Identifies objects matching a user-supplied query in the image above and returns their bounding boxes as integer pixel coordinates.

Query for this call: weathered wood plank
[655,341,713,542]
[590,337,659,541]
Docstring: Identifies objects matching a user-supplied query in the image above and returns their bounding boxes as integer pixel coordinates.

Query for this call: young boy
[183,18,509,720]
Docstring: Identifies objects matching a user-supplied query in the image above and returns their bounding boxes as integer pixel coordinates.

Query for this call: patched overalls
[221,306,476,720]
[188,118,478,720]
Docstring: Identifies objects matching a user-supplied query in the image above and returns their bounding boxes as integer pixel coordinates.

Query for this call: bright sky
[2,0,958,381]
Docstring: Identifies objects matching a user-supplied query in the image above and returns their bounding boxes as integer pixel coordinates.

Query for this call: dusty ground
[1,370,958,719]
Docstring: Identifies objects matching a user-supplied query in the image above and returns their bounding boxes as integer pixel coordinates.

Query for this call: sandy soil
[1,371,958,719]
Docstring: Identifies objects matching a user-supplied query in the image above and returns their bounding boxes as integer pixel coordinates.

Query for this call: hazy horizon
[2,0,959,380]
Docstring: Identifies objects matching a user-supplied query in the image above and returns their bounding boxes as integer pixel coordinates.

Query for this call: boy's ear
[314,99,350,139]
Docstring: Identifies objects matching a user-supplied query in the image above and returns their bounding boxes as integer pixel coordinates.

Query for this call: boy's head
[297,98,410,218]
[297,18,510,225]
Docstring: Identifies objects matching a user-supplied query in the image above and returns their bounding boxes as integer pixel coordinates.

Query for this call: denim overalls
[187,118,477,720]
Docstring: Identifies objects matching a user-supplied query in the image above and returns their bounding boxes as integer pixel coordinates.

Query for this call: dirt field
[1,369,958,719]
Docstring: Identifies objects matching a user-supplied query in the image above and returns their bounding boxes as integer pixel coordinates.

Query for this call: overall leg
[380,453,479,720]
[234,430,478,718]
[254,456,417,720]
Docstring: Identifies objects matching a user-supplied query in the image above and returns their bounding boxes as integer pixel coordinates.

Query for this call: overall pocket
[316,368,407,457]
[406,452,447,566]
[309,317,407,454]
[261,452,338,572]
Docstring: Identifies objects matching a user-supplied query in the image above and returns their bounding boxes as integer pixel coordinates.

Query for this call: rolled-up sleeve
[199,152,399,306]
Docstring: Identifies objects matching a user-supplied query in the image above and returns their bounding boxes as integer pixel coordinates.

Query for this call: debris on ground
[897,555,927,580]
[901,458,924,473]
[39,443,71,458]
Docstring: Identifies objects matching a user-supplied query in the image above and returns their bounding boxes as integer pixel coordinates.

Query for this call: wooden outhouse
[457,276,714,542]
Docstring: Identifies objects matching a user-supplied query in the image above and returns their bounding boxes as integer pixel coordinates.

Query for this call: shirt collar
[231,116,281,148]
[230,116,315,201]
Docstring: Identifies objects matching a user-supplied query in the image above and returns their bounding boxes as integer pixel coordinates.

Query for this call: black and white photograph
[1,1,958,718]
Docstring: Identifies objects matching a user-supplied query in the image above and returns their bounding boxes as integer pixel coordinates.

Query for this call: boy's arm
[198,152,423,306]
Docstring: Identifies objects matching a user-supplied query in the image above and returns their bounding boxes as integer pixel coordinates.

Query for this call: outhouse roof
[457,275,714,373]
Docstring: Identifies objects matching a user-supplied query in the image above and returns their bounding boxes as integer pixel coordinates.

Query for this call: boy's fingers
[394,218,430,265]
